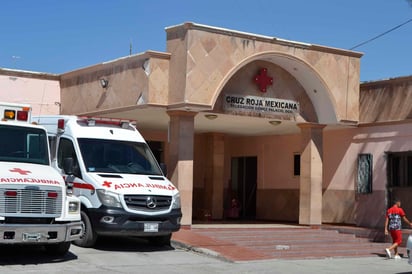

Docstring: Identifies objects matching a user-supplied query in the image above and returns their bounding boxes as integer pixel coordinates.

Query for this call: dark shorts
[390,230,402,245]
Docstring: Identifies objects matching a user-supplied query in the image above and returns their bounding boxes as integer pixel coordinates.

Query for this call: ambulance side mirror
[63,157,75,193]
[160,163,167,176]
[63,157,74,175]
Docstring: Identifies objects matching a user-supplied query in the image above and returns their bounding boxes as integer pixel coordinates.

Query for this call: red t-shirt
[386,206,405,231]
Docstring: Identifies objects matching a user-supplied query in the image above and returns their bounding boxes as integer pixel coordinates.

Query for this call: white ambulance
[0,102,82,255]
[33,115,182,247]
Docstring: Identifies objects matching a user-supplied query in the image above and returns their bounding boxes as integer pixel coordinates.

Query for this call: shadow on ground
[92,236,175,252]
[0,245,77,265]
[0,236,173,265]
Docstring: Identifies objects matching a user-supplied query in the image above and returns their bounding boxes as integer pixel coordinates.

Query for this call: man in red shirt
[384,198,412,259]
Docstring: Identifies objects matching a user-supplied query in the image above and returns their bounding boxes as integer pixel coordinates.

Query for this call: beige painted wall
[360,76,412,123]
[166,23,361,123]
[323,123,412,228]
[193,132,302,221]
[214,60,317,122]
[60,51,170,115]
[190,122,412,227]
[0,72,60,115]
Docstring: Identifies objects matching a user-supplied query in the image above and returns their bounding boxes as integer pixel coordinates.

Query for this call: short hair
[393,198,401,204]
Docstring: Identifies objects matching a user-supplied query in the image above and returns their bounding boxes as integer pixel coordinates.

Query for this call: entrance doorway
[230,156,257,219]
[386,152,412,215]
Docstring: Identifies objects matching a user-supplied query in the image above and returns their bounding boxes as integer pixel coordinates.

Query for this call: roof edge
[166,22,363,58]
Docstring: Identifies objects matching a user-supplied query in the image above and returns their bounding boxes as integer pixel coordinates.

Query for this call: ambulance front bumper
[0,222,83,244]
[89,207,182,237]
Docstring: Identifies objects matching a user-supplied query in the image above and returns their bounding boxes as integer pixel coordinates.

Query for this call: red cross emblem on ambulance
[9,168,31,175]
[102,181,112,188]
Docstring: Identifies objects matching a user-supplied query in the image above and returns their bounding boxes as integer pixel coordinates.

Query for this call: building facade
[2,22,412,229]
[0,68,60,115]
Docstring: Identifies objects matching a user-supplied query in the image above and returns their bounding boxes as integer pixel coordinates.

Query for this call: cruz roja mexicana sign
[224,94,299,115]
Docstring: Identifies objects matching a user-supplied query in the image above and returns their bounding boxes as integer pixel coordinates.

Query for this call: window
[57,137,81,178]
[48,135,57,162]
[0,125,49,165]
[293,154,300,176]
[387,152,412,187]
[77,138,163,175]
[357,154,372,194]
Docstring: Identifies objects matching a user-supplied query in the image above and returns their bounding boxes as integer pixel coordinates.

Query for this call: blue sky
[1,0,411,82]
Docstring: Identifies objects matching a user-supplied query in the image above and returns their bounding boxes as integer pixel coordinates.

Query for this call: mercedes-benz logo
[146,196,157,209]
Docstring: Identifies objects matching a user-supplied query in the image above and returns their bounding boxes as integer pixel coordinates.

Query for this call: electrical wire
[350,18,412,50]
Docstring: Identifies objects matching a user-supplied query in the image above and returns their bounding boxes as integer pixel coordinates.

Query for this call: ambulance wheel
[74,210,97,248]
[44,242,71,256]
[148,234,171,246]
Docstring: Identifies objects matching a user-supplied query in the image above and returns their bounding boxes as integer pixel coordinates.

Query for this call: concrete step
[172,225,395,261]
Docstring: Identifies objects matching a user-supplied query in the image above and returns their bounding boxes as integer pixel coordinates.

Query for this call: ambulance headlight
[69,201,80,213]
[97,190,122,208]
[172,193,181,209]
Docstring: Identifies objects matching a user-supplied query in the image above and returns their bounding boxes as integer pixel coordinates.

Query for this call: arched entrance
[193,52,336,225]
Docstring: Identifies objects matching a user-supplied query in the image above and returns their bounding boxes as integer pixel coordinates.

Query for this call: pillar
[167,110,197,226]
[298,123,325,226]
[204,133,225,219]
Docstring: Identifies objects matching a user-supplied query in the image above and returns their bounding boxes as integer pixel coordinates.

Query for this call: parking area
[1,231,412,274]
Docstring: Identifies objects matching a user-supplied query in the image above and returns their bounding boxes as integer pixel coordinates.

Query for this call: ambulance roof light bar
[2,106,31,122]
[78,116,136,128]
[86,119,96,126]
[57,119,65,134]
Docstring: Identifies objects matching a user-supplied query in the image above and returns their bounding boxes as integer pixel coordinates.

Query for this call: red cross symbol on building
[102,181,112,188]
[254,68,273,93]
[9,168,32,175]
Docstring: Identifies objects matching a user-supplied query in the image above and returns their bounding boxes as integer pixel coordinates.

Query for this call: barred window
[357,154,372,194]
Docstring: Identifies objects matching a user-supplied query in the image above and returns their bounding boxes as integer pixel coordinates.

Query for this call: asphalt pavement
[1,224,412,273]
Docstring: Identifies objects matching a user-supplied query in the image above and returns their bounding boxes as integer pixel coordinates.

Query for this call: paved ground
[2,241,412,273]
[1,226,412,273]
[171,224,407,262]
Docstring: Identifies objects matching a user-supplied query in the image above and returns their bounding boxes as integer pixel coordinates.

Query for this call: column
[298,123,325,226]
[204,133,225,219]
[167,110,197,226]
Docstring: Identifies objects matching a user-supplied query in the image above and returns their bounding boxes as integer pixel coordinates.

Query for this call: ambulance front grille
[0,187,62,217]
[124,195,172,212]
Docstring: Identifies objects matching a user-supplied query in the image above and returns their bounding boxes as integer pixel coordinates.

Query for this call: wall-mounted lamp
[100,78,109,88]
[269,120,281,126]
[205,114,218,120]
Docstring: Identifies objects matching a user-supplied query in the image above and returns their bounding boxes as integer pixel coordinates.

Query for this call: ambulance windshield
[0,125,49,165]
[78,138,163,175]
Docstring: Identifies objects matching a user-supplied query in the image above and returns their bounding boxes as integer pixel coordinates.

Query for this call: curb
[171,240,231,262]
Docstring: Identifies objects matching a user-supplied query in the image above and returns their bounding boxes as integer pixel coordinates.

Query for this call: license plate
[23,233,42,242]
[144,223,159,232]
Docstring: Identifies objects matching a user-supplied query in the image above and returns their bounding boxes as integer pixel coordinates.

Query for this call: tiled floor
[171,224,396,262]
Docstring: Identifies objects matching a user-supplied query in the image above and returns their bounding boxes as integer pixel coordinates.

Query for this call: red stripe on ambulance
[73,182,95,191]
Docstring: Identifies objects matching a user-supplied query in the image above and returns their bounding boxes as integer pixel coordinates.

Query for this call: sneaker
[385,248,392,258]
[394,255,402,259]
